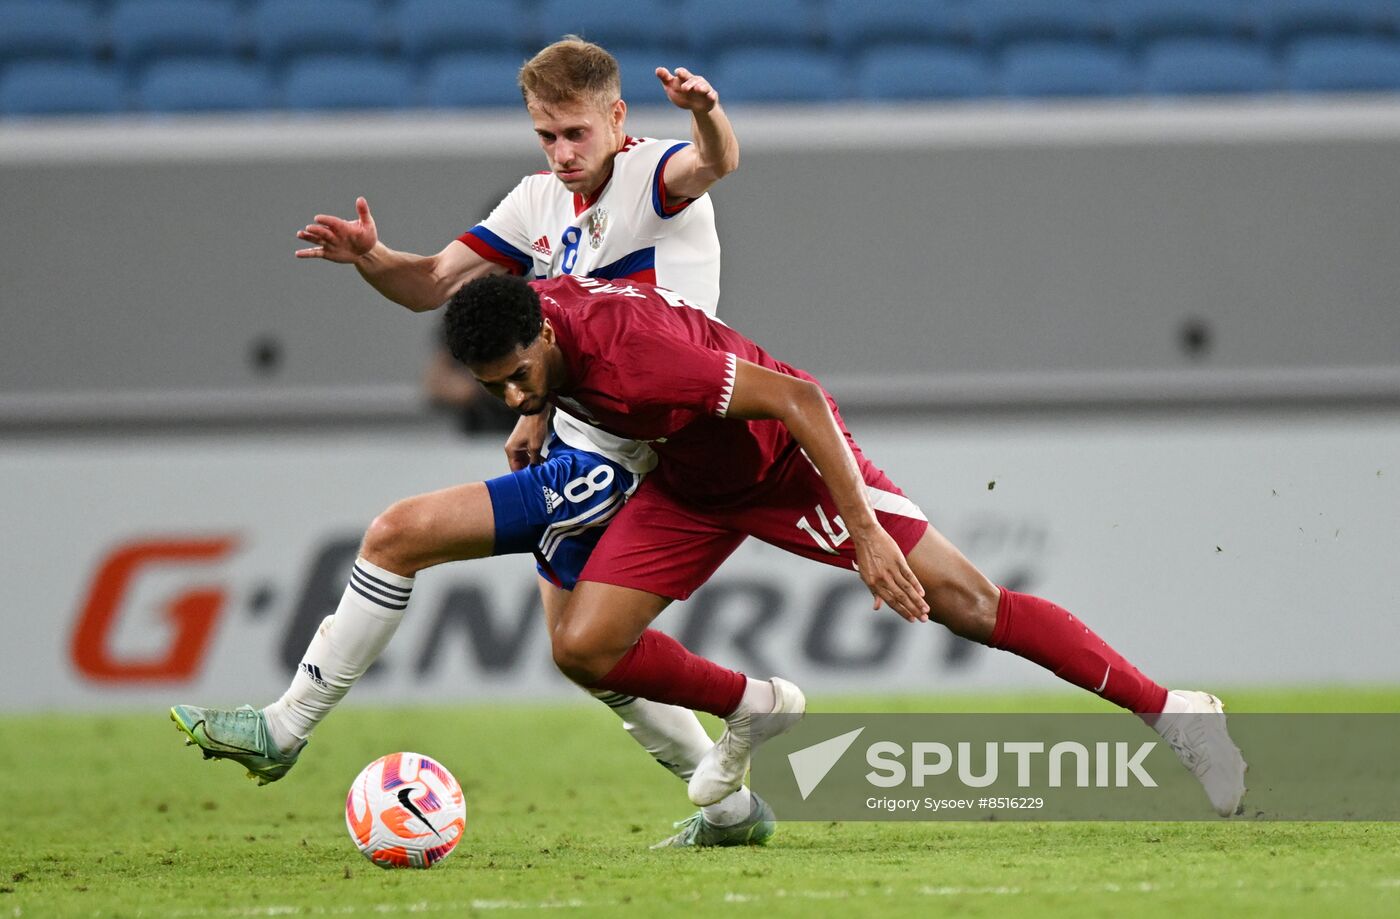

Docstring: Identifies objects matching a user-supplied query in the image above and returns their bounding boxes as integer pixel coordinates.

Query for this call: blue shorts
[483,435,642,590]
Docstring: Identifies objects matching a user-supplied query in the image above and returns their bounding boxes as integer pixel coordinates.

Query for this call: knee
[550,622,617,687]
[926,579,1001,644]
[361,499,427,575]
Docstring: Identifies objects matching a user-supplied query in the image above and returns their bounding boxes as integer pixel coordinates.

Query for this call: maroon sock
[593,629,747,717]
[990,588,1168,715]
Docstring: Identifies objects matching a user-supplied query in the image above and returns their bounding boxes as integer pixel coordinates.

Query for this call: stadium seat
[965,0,1108,49]
[423,51,530,108]
[0,60,125,115]
[710,48,846,103]
[1110,0,1255,46]
[826,0,967,55]
[282,55,417,111]
[1263,0,1393,42]
[108,0,244,67]
[135,59,274,112]
[1142,39,1279,96]
[682,0,820,55]
[0,0,103,64]
[250,0,384,64]
[853,44,992,101]
[999,41,1133,98]
[537,0,672,51]
[397,0,535,62]
[612,50,708,104]
[1287,35,1400,92]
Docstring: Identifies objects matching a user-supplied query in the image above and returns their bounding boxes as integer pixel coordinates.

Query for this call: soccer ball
[345,752,467,869]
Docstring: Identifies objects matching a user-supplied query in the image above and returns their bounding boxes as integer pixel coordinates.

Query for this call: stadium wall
[2,410,1397,712]
[3,98,1400,424]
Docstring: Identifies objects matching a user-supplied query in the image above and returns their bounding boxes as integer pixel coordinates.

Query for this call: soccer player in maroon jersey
[444,273,1249,818]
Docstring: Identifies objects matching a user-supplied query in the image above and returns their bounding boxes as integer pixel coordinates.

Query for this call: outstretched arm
[654,67,739,202]
[723,360,929,622]
[296,197,504,312]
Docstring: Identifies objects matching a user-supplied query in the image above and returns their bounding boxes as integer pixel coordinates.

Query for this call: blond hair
[518,37,622,109]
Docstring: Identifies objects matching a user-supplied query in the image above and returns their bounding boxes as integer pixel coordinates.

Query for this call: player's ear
[539,319,555,347]
[611,98,626,128]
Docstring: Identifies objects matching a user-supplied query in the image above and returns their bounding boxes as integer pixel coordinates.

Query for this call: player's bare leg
[552,582,806,808]
[538,577,768,840]
[539,577,717,783]
[174,483,498,783]
[902,525,1246,816]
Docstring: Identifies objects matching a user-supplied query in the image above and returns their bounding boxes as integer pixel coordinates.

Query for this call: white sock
[263,558,413,752]
[590,689,713,781]
[702,785,753,826]
[589,689,754,826]
[1144,689,1196,731]
[734,677,775,720]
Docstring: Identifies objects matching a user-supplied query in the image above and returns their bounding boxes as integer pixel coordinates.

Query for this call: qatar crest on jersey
[587,207,609,249]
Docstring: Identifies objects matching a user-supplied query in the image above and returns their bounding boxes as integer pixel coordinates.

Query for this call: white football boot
[688,677,806,807]
[1154,690,1248,817]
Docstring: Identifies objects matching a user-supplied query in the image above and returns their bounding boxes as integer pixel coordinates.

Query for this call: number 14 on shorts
[797,505,848,555]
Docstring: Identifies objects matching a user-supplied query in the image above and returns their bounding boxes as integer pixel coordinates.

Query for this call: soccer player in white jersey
[172,39,767,848]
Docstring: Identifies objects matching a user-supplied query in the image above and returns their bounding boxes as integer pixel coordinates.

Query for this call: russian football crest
[588,207,609,249]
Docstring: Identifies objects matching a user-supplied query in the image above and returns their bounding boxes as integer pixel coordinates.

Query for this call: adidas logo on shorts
[542,486,563,513]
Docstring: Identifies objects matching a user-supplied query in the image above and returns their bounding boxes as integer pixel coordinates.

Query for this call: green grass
[3,688,1399,918]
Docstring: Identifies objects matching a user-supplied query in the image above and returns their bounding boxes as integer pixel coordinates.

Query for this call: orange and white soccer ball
[345,752,467,869]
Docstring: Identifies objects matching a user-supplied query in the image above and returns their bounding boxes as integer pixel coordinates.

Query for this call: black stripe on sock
[350,570,413,605]
[348,580,410,611]
[602,695,637,709]
[352,564,412,596]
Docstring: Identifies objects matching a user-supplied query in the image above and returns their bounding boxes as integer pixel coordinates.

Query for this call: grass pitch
[3,688,1399,918]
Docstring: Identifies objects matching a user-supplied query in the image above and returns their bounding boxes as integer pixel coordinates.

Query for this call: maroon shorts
[577,443,930,600]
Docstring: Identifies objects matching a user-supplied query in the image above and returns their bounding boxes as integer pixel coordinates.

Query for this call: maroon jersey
[535,275,829,506]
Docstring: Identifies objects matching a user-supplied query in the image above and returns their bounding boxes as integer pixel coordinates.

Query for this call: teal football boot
[170,704,303,785]
[651,792,776,848]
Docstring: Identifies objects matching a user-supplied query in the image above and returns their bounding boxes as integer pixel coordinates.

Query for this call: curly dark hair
[444,275,543,366]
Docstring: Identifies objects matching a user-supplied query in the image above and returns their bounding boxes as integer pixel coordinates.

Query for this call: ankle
[732,678,775,720]
[261,703,304,755]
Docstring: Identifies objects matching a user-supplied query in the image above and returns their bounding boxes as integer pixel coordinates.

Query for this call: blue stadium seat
[711,48,846,103]
[612,50,708,104]
[109,0,243,67]
[999,41,1133,98]
[538,0,672,51]
[966,0,1108,48]
[135,59,273,112]
[0,0,103,64]
[251,0,384,64]
[1142,38,1279,95]
[423,51,529,108]
[0,61,124,115]
[1263,0,1392,42]
[826,0,966,55]
[397,0,534,62]
[682,0,820,55]
[1287,35,1400,92]
[282,55,416,111]
[853,44,992,101]
[1110,0,1255,46]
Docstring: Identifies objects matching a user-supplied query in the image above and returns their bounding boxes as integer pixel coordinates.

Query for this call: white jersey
[456,136,720,474]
